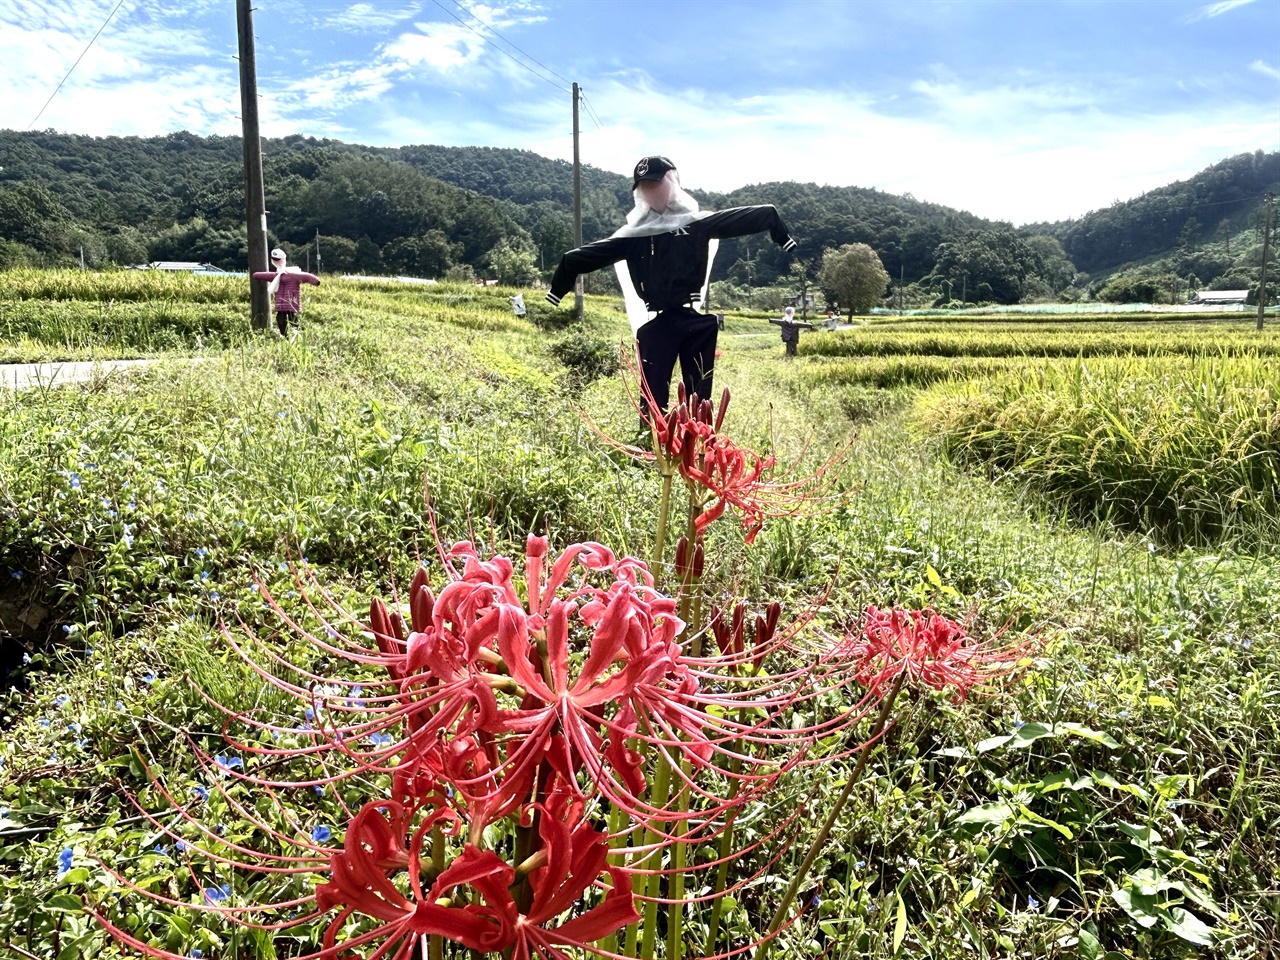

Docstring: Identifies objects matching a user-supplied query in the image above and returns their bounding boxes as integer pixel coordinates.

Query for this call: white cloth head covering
[610,168,719,334]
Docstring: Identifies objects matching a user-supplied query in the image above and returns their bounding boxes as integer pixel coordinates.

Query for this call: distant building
[130,261,227,273]
[1192,289,1250,305]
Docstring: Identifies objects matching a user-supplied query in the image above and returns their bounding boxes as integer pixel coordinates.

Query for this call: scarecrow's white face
[638,176,675,214]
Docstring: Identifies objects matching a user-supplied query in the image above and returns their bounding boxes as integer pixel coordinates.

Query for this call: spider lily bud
[714,387,730,432]
[674,537,690,579]
[692,542,705,580]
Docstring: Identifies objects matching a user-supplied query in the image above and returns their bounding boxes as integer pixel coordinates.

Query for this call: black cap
[633,155,676,189]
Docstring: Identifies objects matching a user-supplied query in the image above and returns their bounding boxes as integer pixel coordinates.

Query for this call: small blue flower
[856,860,866,868]
[203,884,230,903]
[313,785,325,797]
[311,825,332,843]
[1086,701,1098,709]
[9,570,21,580]
[122,533,134,548]
[189,949,204,958]
[69,722,81,733]
[69,474,81,489]
[57,847,74,877]
[1027,894,1041,911]
[39,719,51,728]
[54,694,70,708]
[195,548,208,558]
[200,571,209,581]
[1013,720,1026,729]
[193,785,209,801]
[209,592,220,601]
[154,843,170,856]
[214,755,243,770]
[214,824,226,836]
[142,673,157,685]
[304,707,316,722]
[277,411,288,419]
[176,840,187,852]
[368,732,393,747]
[75,738,89,749]
[22,652,31,665]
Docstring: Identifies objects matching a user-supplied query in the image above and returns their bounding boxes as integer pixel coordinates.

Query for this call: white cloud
[323,3,423,33]
[1185,0,1256,22]
[1251,59,1280,81]
[524,74,1279,225]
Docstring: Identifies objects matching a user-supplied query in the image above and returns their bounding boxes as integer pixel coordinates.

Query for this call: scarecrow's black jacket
[545,205,797,312]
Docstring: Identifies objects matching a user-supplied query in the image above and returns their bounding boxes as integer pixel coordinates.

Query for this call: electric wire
[27,0,128,130]
[430,0,570,94]
[444,0,575,88]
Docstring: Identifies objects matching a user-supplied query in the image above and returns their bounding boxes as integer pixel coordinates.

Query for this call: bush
[547,329,620,389]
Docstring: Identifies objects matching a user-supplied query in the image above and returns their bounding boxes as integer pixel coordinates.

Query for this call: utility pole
[899,264,904,316]
[1258,192,1274,332]
[572,82,583,323]
[315,228,322,274]
[237,0,269,329]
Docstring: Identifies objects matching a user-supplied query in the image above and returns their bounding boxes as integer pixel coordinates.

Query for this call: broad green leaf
[954,801,1015,826]
[1163,907,1215,946]
[926,564,942,588]
[1008,722,1056,746]
[893,892,908,953]
[1147,695,1175,708]
[1077,924,1101,960]
[45,894,84,913]
[1112,887,1160,928]
[1056,722,1120,749]
[1091,770,1150,800]
[1016,804,1074,839]
[976,735,1012,753]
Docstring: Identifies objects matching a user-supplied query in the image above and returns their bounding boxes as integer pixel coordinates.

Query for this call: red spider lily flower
[829,606,1024,702]
[586,361,850,545]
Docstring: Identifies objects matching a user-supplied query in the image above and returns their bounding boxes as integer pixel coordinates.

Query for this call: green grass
[1,276,1278,959]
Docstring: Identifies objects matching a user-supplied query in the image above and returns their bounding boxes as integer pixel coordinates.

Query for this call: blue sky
[2,0,1277,225]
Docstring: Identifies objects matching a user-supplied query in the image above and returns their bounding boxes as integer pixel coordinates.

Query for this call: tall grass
[916,353,1280,545]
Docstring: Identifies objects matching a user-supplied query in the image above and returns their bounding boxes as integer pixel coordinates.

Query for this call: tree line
[0,130,1274,305]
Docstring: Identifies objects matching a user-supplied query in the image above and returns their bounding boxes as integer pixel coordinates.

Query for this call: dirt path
[0,359,158,391]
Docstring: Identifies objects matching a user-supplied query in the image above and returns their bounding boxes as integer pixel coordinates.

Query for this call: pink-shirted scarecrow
[252,247,320,337]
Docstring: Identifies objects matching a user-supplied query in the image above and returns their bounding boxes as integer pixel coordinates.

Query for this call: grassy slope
[0,275,1277,959]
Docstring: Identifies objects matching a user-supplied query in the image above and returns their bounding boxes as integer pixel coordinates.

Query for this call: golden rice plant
[915,352,1280,544]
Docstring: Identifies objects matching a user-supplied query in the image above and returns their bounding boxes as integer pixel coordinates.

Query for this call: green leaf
[1077,924,1101,960]
[954,801,1015,827]
[1163,906,1215,946]
[45,894,84,913]
[976,735,1012,753]
[1091,770,1150,800]
[1147,695,1175,708]
[892,891,908,953]
[926,564,942,588]
[1112,887,1160,928]
[1016,804,1074,839]
[1056,722,1121,749]
[1008,722,1056,747]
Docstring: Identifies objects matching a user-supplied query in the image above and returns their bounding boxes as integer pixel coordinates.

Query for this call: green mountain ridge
[0,129,1275,303]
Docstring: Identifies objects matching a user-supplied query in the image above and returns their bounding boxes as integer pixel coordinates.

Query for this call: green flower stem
[429,823,445,960]
[598,795,632,955]
[705,711,749,949]
[666,756,694,960]
[755,672,906,960]
[651,455,675,574]
[638,749,674,959]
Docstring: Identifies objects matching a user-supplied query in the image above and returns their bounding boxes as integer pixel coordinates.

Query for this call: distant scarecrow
[770,306,814,357]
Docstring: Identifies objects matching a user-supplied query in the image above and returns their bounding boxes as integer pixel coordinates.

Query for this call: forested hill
[1027,150,1279,274]
[0,129,1275,304]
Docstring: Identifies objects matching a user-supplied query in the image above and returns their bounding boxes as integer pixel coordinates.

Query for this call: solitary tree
[820,243,890,315]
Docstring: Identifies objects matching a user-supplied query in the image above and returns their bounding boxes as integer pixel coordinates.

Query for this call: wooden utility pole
[237,0,269,329]
[572,82,584,323]
[1258,192,1274,332]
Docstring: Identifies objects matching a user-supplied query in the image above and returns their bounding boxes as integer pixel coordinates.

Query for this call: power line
[444,0,574,88]
[27,0,127,130]
[430,0,569,93]
[579,91,605,131]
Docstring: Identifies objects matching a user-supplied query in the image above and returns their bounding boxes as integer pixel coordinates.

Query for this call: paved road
[0,359,157,391]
